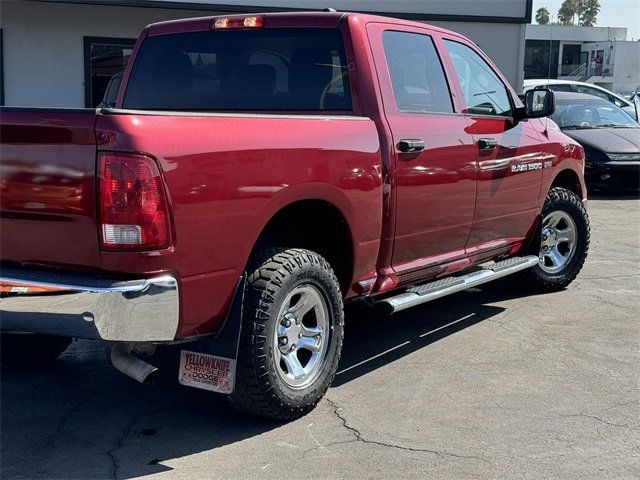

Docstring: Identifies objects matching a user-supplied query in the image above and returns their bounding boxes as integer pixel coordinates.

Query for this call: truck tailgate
[0,109,101,269]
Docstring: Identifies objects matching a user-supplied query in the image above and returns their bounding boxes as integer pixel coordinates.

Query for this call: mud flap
[178,276,244,394]
[521,214,543,257]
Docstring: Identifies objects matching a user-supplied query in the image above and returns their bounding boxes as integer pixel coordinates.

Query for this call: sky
[532,0,640,39]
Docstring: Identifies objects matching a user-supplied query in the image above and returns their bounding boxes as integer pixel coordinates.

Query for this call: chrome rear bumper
[0,267,179,341]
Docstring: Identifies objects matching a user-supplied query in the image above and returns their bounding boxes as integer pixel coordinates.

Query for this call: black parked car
[550,92,640,192]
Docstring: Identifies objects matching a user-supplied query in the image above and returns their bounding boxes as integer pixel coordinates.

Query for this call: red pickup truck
[0,11,589,419]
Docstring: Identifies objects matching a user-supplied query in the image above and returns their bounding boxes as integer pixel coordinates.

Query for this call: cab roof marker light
[213,16,264,29]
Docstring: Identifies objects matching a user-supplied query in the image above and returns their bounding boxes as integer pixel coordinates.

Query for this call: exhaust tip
[142,368,160,385]
[111,343,159,384]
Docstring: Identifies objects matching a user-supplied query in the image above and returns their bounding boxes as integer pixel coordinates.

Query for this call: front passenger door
[443,39,546,255]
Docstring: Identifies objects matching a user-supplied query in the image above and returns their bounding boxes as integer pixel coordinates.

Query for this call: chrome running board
[377,256,539,314]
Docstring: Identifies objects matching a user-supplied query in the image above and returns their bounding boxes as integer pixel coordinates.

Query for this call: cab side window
[575,85,612,103]
[444,40,512,117]
[382,31,454,114]
[547,84,573,93]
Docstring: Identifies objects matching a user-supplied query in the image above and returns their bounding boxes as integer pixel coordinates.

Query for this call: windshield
[123,28,351,112]
[552,98,638,129]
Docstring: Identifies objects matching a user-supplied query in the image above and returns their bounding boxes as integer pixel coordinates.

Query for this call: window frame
[442,38,516,119]
[83,36,135,108]
[381,29,455,116]
[1,29,4,106]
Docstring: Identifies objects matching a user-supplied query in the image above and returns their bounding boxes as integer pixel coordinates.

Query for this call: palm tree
[558,0,584,25]
[535,7,550,25]
[579,0,600,26]
[558,3,574,24]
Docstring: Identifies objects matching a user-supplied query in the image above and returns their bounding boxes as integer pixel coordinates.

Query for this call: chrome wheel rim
[273,285,330,389]
[539,210,578,274]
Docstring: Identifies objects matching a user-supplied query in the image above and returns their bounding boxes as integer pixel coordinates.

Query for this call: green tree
[557,0,599,26]
[558,0,584,25]
[535,7,550,25]
[579,0,600,26]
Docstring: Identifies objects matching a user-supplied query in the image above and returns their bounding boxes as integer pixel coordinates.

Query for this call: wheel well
[253,200,353,293]
[551,169,583,198]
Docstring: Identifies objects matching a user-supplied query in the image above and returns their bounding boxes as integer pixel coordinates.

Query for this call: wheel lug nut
[281,319,291,327]
[279,337,287,346]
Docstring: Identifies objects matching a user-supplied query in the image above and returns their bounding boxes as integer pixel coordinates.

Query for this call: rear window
[123,28,352,112]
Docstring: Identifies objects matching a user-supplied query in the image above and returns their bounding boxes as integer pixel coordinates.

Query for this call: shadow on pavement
[335,278,521,386]
[0,277,528,479]
[588,191,639,200]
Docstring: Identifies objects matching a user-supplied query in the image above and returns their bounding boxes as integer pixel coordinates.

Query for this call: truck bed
[1,107,382,337]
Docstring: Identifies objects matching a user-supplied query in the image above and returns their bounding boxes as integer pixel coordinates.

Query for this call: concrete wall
[1,0,527,107]
[612,42,640,92]
[527,24,628,42]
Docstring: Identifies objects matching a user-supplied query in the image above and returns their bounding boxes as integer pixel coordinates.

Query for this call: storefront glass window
[524,40,560,80]
[84,37,135,107]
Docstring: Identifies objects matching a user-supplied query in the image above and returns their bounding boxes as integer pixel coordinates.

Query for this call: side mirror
[523,88,555,118]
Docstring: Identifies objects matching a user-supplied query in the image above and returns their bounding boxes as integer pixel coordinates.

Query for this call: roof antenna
[323,8,337,12]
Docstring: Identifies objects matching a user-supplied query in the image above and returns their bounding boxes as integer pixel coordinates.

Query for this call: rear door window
[382,31,454,114]
[123,29,351,112]
[574,84,612,102]
[546,84,573,93]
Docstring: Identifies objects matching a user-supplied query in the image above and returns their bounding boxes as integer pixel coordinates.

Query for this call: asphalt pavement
[1,195,638,479]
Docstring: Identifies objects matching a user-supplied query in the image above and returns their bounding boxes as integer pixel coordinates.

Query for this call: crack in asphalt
[54,392,94,435]
[598,400,639,413]
[104,401,181,479]
[106,417,137,480]
[555,412,637,430]
[324,398,489,464]
[581,273,640,280]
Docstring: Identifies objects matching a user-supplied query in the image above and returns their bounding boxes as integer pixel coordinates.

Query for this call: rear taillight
[98,153,171,250]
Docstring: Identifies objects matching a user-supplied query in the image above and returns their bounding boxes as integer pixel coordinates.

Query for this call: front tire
[1,333,72,368]
[518,187,590,292]
[228,248,344,420]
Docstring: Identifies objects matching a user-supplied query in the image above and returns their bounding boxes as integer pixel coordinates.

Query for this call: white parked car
[523,79,638,121]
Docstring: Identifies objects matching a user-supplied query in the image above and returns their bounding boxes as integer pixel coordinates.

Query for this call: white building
[525,24,640,92]
[0,0,532,107]
[580,40,640,92]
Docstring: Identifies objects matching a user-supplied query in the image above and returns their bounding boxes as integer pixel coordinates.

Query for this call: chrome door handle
[478,138,498,150]
[398,139,425,153]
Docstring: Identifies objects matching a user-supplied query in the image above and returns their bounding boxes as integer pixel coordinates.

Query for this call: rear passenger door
[441,38,545,255]
[368,24,477,272]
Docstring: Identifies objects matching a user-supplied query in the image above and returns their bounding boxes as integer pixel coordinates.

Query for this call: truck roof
[145,11,462,39]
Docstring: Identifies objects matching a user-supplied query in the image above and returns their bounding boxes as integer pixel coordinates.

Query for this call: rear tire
[517,187,590,292]
[1,333,72,368]
[227,248,344,420]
